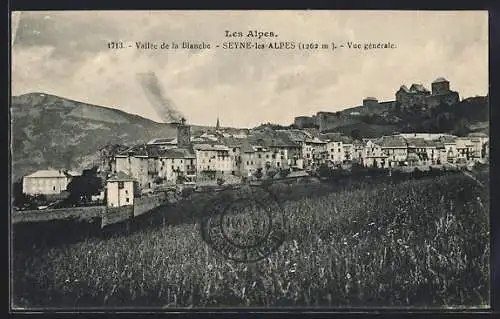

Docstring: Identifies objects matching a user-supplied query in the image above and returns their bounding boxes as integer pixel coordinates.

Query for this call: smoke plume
[136,71,185,123]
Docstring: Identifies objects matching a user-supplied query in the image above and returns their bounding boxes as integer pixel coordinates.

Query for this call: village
[16,78,489,212]
[17,115,489,212]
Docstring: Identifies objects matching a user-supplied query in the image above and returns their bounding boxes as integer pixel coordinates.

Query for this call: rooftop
[409,84,430,93]
[147,137,177,145]
[24,169,77,178]
[433,77,448,83]
[467,132,488,138]
[107,171,135,182]
[158,148,196,159]
[376,135,407,148]
[193,144,230,151]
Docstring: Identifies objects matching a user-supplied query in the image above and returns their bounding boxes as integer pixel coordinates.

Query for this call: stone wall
[12,206,105,224]
[101,205,134,228]
[133,192,168,217]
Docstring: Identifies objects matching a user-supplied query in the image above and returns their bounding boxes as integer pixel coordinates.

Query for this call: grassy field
[12,170,490,309]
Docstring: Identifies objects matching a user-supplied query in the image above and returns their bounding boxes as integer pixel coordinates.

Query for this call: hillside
[323,96,489,137]
[10,93,207,181]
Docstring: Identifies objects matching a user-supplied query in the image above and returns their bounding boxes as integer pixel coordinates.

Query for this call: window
[126,198,129,203]
[53,186,56,191]
[125,190,128,195]
[258,154,261,159]
[118,181,124,189]
[233,148,236,152]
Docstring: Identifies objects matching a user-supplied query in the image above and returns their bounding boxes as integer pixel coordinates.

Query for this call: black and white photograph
[10,10,490,310]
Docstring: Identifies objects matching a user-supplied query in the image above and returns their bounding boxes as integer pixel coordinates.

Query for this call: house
[155,148,196,184]
[194,144,232,177]
[221,136,245,175]
[277,129,312,169]
[304,137,327,168]
[114,144,158,190]
[378,135,408,167]
[240,138,290,176]
[405,138,439,165]
[406,153,421,167]
[352,140,365,164]
[439,135,458,163]
[106,171,135,208]
[363,139,388,168]
[455,138,474,162]
[341,136,354,162]
[22,169,80,196]
[326,138,344,165]
[98,144,129,174]
[467,132,489,159]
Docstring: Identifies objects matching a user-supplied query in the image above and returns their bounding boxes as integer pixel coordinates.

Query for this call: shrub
[254,168,263,180]
[279,168,291,178]
[216,177,225,186]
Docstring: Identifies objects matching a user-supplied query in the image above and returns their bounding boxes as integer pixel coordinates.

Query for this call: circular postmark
[200,186,287,263]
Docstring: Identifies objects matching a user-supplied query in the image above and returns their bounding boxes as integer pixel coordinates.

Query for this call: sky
[11,11,488,128]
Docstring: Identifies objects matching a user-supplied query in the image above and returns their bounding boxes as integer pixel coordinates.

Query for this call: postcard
[10,10,490,310]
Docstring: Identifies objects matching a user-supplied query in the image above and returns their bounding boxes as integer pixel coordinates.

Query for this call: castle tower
[216,117,220,130]
[363,97,379,109]
[177,117,191,149]
[431,77,450,95]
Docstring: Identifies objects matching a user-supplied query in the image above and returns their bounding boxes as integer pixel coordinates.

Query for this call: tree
[217,177,225,186]
[266,169,278,179]
[12,179,36,209]
[66,166,102,205]
[279,168,291,178]
[254,168,263,180]
[180,186,194,200]
[317,164,332,179]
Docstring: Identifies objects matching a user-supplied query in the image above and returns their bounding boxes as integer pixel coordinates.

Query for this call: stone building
[176,117,191,149]
[395,83,430,108]
[106,171,135,208]
[294,116,317,129]
[22,169,80,196]
[425,77,460,108]
[396,78,459,108]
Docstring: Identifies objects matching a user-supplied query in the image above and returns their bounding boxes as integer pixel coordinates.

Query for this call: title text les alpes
[225,30,278,39]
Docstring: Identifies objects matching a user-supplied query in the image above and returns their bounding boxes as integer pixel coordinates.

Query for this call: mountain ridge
[11,93,203,181]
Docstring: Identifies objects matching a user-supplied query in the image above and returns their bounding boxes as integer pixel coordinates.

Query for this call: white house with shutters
[106,171,135,208]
